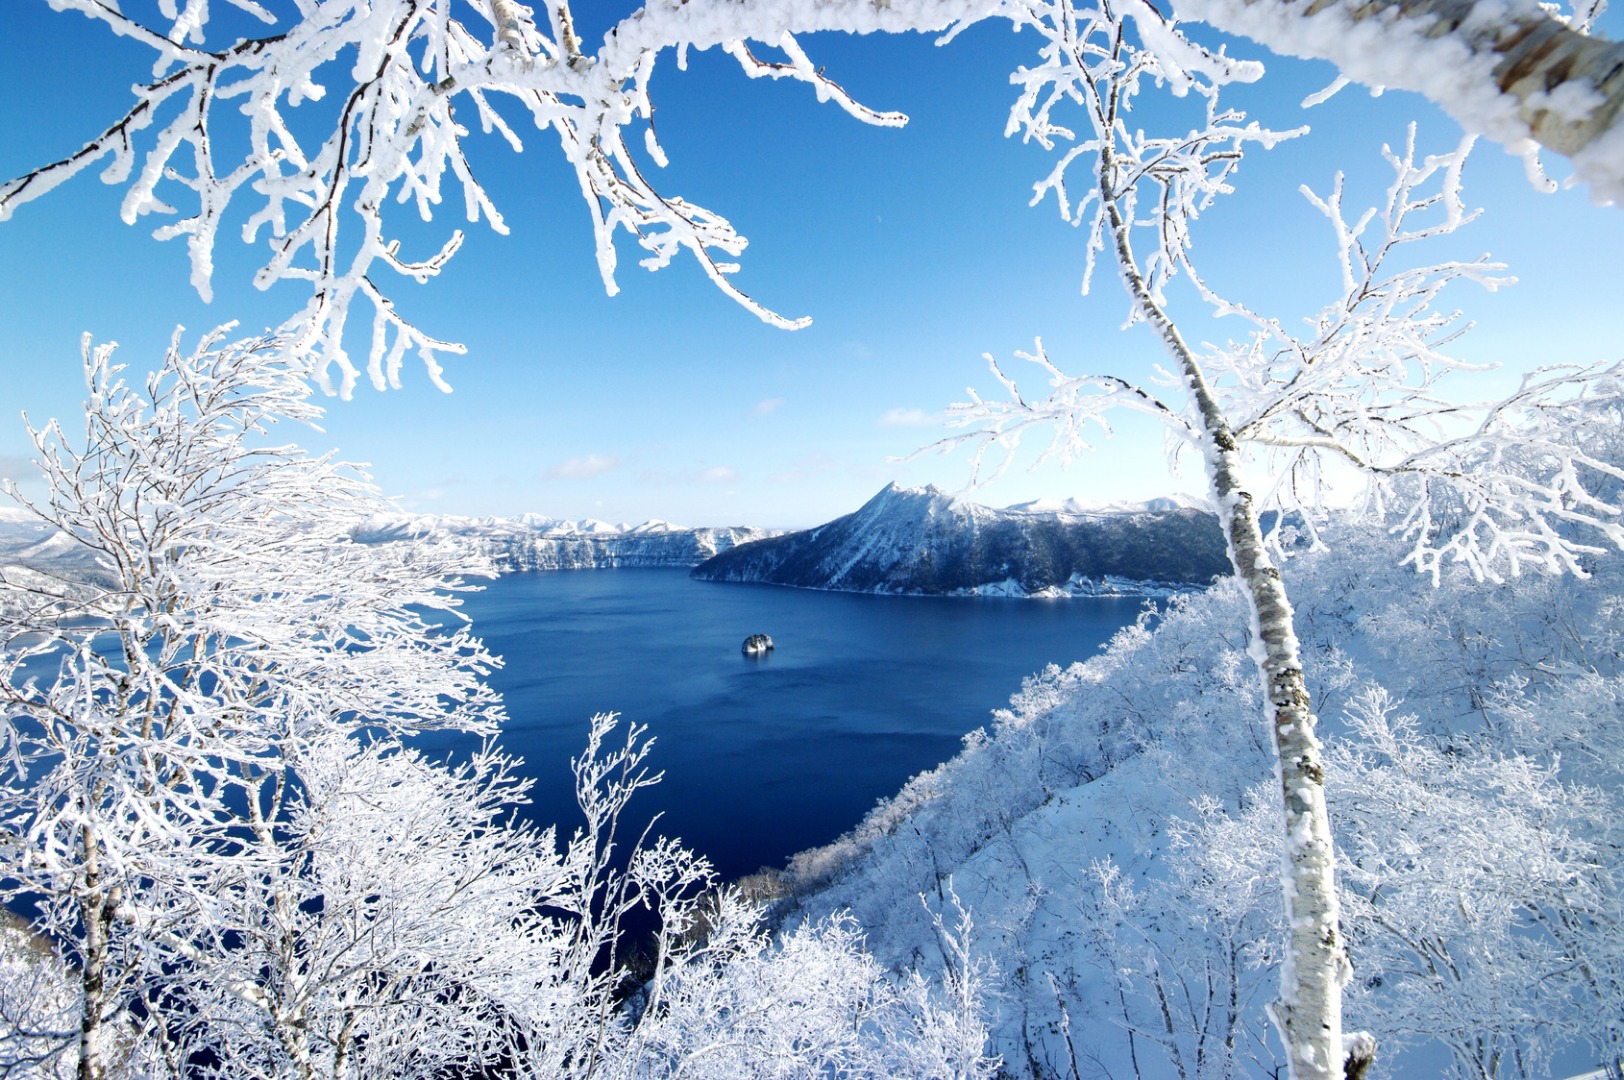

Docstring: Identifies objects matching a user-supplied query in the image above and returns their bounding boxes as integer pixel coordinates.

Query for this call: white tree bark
[1097,141,1352,1080]
[76,834,110,1080]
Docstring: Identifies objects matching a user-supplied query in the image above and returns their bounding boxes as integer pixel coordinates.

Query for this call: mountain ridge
[350,512,776,571]
[690,484,1229,597]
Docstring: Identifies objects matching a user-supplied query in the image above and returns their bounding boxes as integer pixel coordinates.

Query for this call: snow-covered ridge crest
[350,511,778,572]
[1003,491,1210,516]
[691,483,1228,597]
[0,506,111,589]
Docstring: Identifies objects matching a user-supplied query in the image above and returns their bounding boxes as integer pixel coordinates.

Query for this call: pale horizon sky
[3,3,1622,530]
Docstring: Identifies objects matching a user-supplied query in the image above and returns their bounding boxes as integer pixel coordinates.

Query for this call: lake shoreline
[455,568,1150,882]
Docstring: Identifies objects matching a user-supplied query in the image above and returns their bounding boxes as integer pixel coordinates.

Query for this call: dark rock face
[742,633,774,655]
[690,484,1229,597]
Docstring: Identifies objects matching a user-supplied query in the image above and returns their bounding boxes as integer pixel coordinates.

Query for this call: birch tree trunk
[78,836,111,1080]
[1097,145,1352,1080]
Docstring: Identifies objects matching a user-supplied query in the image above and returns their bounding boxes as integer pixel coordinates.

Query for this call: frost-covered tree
[0,329,507,1077]
[0,329,999,1078]
[1325,686,1620,1077]
[172,708,737,1080]
[0,918,79,1079]
[611,893,998,1079]
[938,3,1624,1076]
[174,738,553,1077]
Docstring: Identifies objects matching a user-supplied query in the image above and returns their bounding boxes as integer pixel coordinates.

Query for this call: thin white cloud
[549,453,619,480]
[0,455,35,481]
[752,397,785,417]
[878,407,932,428]
[696,465,738,485]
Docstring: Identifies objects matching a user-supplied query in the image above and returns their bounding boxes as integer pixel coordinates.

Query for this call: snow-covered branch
[1168,0,1624,202]
[1201,129,1624,580]
[1003,0,1297,306]
[3,0,1005,395]
[937,338,1192,485]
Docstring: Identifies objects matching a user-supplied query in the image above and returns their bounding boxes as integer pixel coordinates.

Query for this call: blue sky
[3,3,1622,529]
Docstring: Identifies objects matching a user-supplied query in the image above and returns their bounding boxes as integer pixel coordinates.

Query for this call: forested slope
[780,526,1624,1078]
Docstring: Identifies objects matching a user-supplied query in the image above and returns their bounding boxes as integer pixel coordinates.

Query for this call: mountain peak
[870,482,957,505]
[694,484,1227,596]
[877,481,944,497]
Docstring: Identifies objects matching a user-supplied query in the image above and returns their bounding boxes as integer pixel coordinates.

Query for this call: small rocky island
[741,634,774,656]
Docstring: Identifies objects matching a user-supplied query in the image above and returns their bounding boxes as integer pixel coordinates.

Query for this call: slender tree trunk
[279,1016,317,1080]
[271,893,319,1080]
[78,832,111,1080]
[1097,153,1352,1079]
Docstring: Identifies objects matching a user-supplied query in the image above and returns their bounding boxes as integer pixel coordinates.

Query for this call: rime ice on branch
[1169,0,1624,202]
[0,0,1004,396]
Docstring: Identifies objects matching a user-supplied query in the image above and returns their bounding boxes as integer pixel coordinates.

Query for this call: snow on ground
[779,522,1624,1078]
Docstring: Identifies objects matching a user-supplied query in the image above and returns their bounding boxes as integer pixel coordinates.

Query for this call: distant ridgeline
[8,490,1229,597]
[0,508,110,581]
[350,514,776,571]
[690,484,1229,599]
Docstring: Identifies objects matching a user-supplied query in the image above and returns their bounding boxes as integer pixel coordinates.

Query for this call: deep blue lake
[446,569,1144,881]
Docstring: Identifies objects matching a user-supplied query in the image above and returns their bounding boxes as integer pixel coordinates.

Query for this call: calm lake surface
[447,569,1145,881]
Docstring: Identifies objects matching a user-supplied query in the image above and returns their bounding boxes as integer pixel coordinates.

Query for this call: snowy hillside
[351,512,777,571]
[0,506,110,585]
[774,527,1624,1078]
[690,484,1229,597]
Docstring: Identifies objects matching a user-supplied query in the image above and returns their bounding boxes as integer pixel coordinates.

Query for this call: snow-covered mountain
[0,507,108,581]
[1001,492,1209,516]
[689,484,1228,597]
[351,512,776,572]
[2,506,773,580]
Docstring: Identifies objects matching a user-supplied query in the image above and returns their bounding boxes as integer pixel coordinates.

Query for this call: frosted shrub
[0,329,997,1078]
[0,920,79,1080]
[612,898,997,1079]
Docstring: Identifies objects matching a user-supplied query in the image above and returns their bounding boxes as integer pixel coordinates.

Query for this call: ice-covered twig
[936,340,1193,486]
[1004,0,1300,307]
[1191,129,1624,582]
